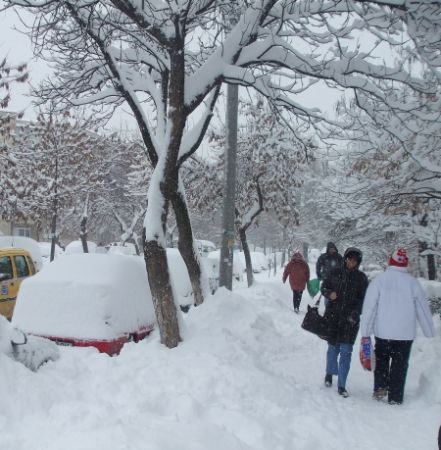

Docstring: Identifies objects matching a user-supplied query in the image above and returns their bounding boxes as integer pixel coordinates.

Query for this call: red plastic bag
[359,337,373,371]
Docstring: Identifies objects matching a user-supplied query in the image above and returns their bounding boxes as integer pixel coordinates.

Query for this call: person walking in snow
[360,248,435,405]
[316,242,343,306]
[321,247,368,397]
[283,251,310,313]
[316,242,343,282]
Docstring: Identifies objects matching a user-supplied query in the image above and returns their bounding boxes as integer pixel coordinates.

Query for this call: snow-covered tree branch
[5,0,441,347]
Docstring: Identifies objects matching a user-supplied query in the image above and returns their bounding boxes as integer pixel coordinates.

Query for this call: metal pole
[219,83,238,290]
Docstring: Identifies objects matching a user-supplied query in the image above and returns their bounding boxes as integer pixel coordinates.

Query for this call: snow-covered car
[235,251,268,273]
[38,241,64,264]
[0,235,43,271]
[0,248,38,319]
[159,249,219,310]
[195,239,217,256]
[107,242,138,256]
[12,253,156,355]
[64,240,97,255]
[206,250,244,284]
[165,248,203,311]
[0,315,59,371]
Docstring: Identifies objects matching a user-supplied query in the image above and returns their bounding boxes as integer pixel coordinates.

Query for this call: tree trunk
[419,240,428,278]
[273,252,277,276]
[239,227,254,287]
[50,150,59,262]
[50,211,57,263]
[427,254,436,280]
[171,188,205,306]
[143,229,181,348]
[80,216,89,253]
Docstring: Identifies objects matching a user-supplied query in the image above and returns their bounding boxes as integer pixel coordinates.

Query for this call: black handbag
[301,297,329,341]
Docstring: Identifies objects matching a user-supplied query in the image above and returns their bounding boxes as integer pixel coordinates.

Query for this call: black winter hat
[326,242,338,252]
[344,247,363,264]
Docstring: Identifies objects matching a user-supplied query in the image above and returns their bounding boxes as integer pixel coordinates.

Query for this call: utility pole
[219,83,238,290]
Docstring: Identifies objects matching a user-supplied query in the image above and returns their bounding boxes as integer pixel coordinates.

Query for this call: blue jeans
[326,343,353,389]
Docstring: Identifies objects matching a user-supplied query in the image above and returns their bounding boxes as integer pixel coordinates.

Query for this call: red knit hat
[389,248,408,267]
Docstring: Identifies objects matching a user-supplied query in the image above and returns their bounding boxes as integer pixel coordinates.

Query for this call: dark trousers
[374,337,413,404]
[292,290,303,310]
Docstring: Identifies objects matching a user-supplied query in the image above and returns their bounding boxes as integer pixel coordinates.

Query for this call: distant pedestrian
[316,242,343,306]
[360,248,435,405]
[321,247,368,397]
[316,242,343,282]
[283,252,310,313]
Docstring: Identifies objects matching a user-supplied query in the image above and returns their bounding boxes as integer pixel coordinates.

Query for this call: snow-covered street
[1,271,439,450]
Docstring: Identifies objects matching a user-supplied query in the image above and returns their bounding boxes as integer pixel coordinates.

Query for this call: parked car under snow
[164,248,218,309]
[0,315,59,371]
[12,254,156,355]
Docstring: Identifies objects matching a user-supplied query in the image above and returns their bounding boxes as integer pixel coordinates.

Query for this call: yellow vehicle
[0,248,37,320]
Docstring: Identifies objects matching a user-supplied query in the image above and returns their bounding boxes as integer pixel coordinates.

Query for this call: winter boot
[324,374,332,387]
[372,388,387,401]
[338,387,349,398]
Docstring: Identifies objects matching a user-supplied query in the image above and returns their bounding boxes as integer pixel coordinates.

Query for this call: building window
[13,227,31,237]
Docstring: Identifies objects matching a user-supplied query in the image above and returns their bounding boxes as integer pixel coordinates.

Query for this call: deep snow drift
[1,272,440,450]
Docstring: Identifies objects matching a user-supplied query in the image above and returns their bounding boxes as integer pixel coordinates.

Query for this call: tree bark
[239,227,254,287]
[80,216,89,253]
[427,254,436,280]
[171,188,205,306]
[143,229,181,348]
[50,154,58,263]
[50,211,57,263]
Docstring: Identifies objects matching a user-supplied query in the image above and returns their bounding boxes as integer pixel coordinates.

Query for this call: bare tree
[1,110,112,256]
[0,56,27,113]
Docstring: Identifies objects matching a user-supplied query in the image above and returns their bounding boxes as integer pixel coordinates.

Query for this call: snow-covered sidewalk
[1,273,440,450]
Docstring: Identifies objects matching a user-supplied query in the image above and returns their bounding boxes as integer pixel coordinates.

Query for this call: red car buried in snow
[12,254,156,355]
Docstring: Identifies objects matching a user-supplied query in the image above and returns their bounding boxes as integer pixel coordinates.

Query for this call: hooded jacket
[283,252,310,291]
[321,252,368,345]
[360,266,435,340]
[316,242,343,281]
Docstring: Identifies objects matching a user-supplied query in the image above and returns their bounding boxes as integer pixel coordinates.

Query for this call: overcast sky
[0,7,39,116]
[0,7,138,132]
[0,6,343,133]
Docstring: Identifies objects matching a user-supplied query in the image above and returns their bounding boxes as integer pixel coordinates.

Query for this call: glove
[359,337,372,371]
[348,310,359,325]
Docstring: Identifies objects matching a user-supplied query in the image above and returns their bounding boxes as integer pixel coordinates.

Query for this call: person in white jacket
[360,248,435,405]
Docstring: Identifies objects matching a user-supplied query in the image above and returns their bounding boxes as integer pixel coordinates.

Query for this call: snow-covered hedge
[419,279,441,318]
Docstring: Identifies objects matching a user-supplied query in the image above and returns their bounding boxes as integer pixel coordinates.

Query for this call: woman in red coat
[283,252,310,313]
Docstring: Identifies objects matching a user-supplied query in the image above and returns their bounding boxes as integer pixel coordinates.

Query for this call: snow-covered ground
[1,269,440,450]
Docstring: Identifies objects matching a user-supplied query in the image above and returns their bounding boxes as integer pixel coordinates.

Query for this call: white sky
[2,259,440,450]
[0,6,343,133]
[0,7,137,131]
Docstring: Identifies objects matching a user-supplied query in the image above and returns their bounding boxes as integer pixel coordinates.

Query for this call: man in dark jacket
[320,247,368,398]
[316,242,343,281]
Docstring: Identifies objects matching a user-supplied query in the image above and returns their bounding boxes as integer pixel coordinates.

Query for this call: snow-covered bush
[419,279,441,318]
